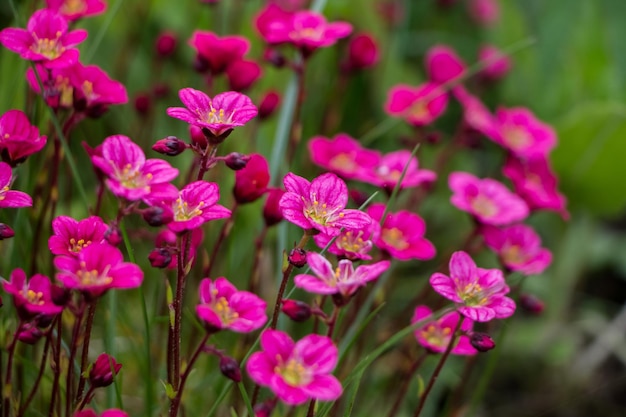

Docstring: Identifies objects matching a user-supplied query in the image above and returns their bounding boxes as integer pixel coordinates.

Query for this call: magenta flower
[46,0,107,21]
[2,269,63,318]
[503,155,569,219]
[449,171,529,225]
[54,243,143,297]
[279,172,372,236]
[367,203,436,261]
[0,109,47,163]
[425,45,466,84]
[313,222,377,261]
[478,45,511,80]
[91,135,179,202]
[188,31,250,74]
[162,181,231,233]
[385,83,448,127]
[343,33,379,72]
[0,9,87,68]
[70,63,128,111]
[467,0,499,26]
[196,277,267,333]
[494,107,556,159]
[307,134,380,180]
[366,150,436,190]
[26,64,75,109]
[453,86,501,142]
[74,410,128,417]
[167,88,258,140]
[430,251,515,322]
[412,306,477,355]
[226,59,263,92]
[48,215,108,257]
[246,329,342,405]
[481,224,552,275]
[294,252,389,297]
[255,3,294,42]
[264,10,352,54]
[0,162,32,208]
[233,153,270,204]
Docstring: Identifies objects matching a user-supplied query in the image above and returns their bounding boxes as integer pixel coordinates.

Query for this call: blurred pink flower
[279,172,372,236]
[258,91,281,120]
[26,64,75,109]
[385,83,448,127]
[69,63,128,112]
[263,188,285,226]
[167,88,258,140]
[74,410,128,417]
[449,171,529,225]
[255,3,294,42]
[343,33,379,72]
[467,0,499,26]
[163,181,231,233]
[0,9,87,68]
[2,269,63,318]
[367,203,436,261]
[196,277,267,333]
[294,252,389,297]
[89,353,122,388]
[46,0,107,21]
[481,224,552,275]
[226,59,263,91]
[0,162,32,208]
[234,153,270,204]
[308,134,379,180]
[188,31,250,74]
[478,45,511,80]
[91,135,179,202]
[313,222,377,261]
[0,109,47,163]
[367,150,436,190]
[247,329,342,405]
[412,305,477,355]
[453,86,501,141]
[48,215,108,256]
[425,45,466,84]
[430,251,515,322]
[54,243,143,297]
[495,107,556,159]
[503,155,569,219]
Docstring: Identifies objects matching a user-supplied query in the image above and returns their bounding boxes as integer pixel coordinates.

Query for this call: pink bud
[519,293,545,315]
[288,248,307,268]
[469,332,496,352]
[425,45,466,84]
[152,136,187,156]
[478,45,511,80]
[17,324,44,345]
[233,154,270,204]
[281,299,312,322]
[134,92,152,115]
[467,0,499,26]
[263,47,286,68]
[189,125,208,150]
[263,188,285,227]
[148,248,173,269]
[219,356,241,382]
[104,225,122,247]
[226,59,263,92]
[155,31,178,58]
[224,152,250,171]
[258,91,281,120]
[142,206,174,227]
[0,223,15,240]
[344,33,379,72]
[89,353,122,388]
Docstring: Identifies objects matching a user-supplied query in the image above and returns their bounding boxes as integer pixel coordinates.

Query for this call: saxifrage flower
[412,305,477,355]
[2,269,64,318]
[0,162,32,208]
[48,215,108,257]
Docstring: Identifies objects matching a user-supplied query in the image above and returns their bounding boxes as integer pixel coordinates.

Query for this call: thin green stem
[76,299,98,406]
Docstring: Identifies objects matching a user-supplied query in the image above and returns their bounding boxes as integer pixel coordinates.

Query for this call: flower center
[420,324,452,349]
[113,163,151,190]
[173,198,204,221]
[276,358,311,387]
[23,289,45,306]
[470,194,497,218]
[376,166,402,183]
[328,153,357,174]
[69,238,91,253]
[61,0,87,14]
[337,230,369,254]
[381,227,409,250]
[407,100,428,121]
[303,194,344,226]
[503,126,531,150]
[0,185,9,201]
[293,27,323,42]
[76,262,113,286]
[82,81,98,101]
[458,281,488,306]
[502,244,526,265]
[31,32,64,60]
[202,107,234,124]
[212,296,239,325]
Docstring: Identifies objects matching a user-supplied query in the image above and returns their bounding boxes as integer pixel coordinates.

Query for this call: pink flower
[467,0,499,26]
[279,172,372,236]
[246,329,342,405]
[453,86,501,141]
[367,203,436,261]
[412,306,476,355]
[69,63,128,112]
[167,88,258,140]
[264,10,352,54]
[196,277,267,332]
[385,83,448,127]
[502,156,568,219]
[313,222,377,261]
[430,251,515,322]
[481,224,552,275]
[91,135,179,202]
[425,45,466,84]
[478,45,511,80]
[188,31,250,74]
[233,153,270,204]
[26,64,75,109]
[54,243,143,297]
[307,134,379,180]
[48,215,108,257]
[0,109,47,163]
[226,59,263,92]
[162,181,231,233]
[73,410,128,417]
[294,252,389,297]
[46,0,107,21]
[495,107,556,159]
[342,33,379,72]
[255,3,294,42]
[2,269,64,318]
[449,171,529,225]
[0,9,87,68]
[263,188,285,226]
[0,162,32,208]
[366,150,436,190]
[258,91,281,120]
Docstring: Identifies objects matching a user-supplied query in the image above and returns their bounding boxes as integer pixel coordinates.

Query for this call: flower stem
[18,326,52,416]
[76,299,99,405]
[413,319,463,417]
[204,202,238,277]
[3,321,23,417]
[169,334,210,417]
[386,352,428,417]
[48,318,63,417]
[171,232,190,395]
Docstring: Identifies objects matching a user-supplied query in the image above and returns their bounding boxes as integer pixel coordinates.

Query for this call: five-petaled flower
[46,0,107,21]
[385,83,448,127]
[279,172,372,236]
[0,162,32,208]
[412,305,477,355]
[246,329,342,405]
[48,215,108,257]
[196,277,267,333]
[0,109,48,164]
[2,269,64,318]
[429,251,516,322]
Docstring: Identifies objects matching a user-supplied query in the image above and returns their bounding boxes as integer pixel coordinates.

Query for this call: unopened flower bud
[469,332,496,352]
[0,223,15,240]
[225,152,250,171]
[152,136,187,156]
[258,91,280,120]
[263,47,286,68]
[155,31,178,58]
[189,125,208,150]
[281,299,312,322]
[219,355,241,382]
[156,230,177,247]
[149,248,173,269]
[254,399,277,417]
[288,248,307,268]
[226,59,262,92]
[263,189,285,227]
[153,83,170,99]
[104,225,122,247]
[17,324,44,345]
[193,55,210,73]
[478,45,511,81]
[134,92,152,115]
[343,33,379,72]
[519,293,545,315]
[234,154,269,204]
[89,353,122,388]
[142,206,174,227]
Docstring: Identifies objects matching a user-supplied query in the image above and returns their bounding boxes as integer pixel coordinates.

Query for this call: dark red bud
[104,225,122,247]
[219,356,241,382]
[155,31,177,58]
[90,353,122,388]
[193,55,210,73]
[0,223,15,240]
[469,332,496,352]
[263,189,285,227]
[263,47,286,68]
[288,248,307,268]
[258,91,281,120]
[254,398,277,417]
[17,324,44,345]
[281,299,312,322]
[343,33,379,72]
[155,229,177,247]
[519,293,545,315]
[152,136,187,156]
[226,59,262,92]
[148,248,173,269]
[134,93,152,115]
[225,152,250,170]
[142,206,174,227]
[51,284,71,307]
[152,83,171,99]
[189,125,208,150]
